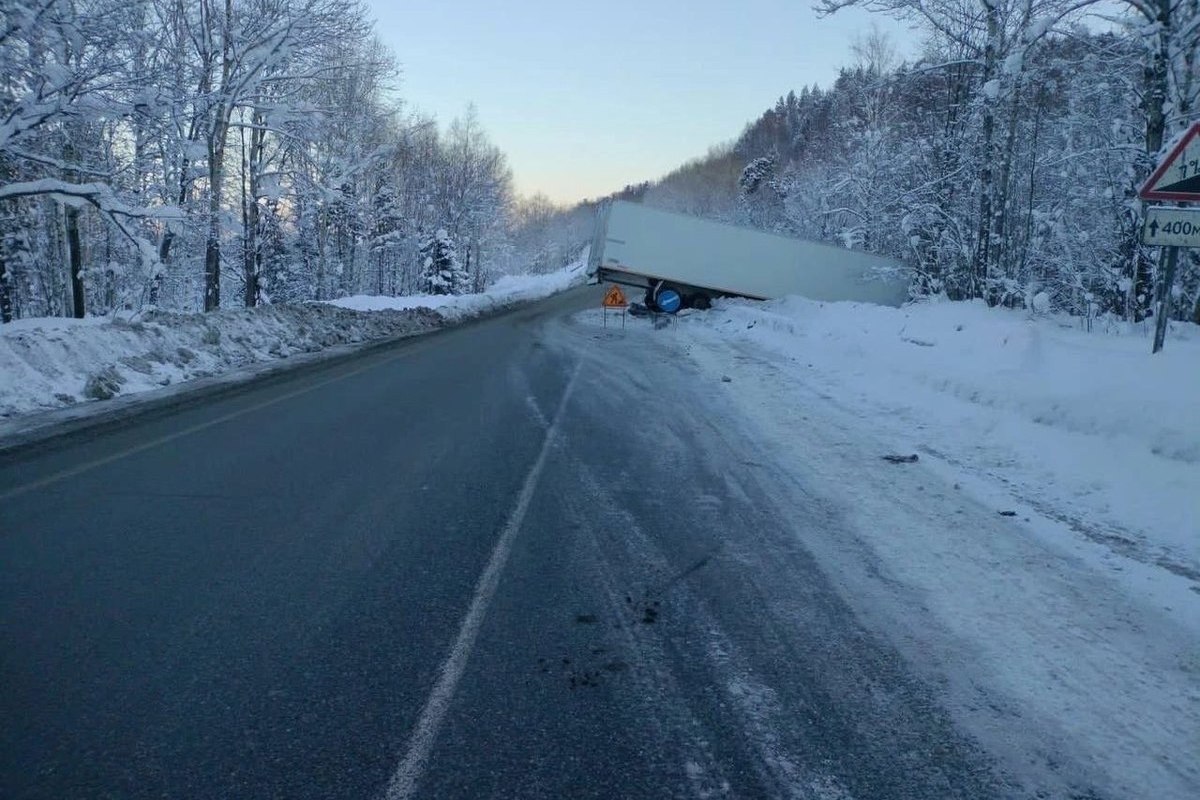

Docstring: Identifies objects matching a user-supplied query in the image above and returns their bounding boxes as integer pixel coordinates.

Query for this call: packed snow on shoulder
[0,262,584,426]
[325,261,587,318]
[668,296,1199,799]
[688,295,1199,580]
[0,304,442,422]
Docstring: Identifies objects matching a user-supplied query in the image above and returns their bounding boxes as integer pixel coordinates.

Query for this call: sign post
[1139,121,1200,353]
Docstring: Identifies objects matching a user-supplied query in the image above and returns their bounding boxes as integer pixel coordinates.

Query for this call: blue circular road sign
[657,289,682,314]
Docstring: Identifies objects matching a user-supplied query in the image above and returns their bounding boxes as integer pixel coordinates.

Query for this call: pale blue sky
[366,1,916,204]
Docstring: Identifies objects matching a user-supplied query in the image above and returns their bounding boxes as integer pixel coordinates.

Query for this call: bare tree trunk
[201,0,236,312]
[970,0,1002,302]
[204,108,233,310]
[1130,0,1174,322]
[0,157,12,323]
[994,74,1025,290]
[204,156,223,312]
[473,243,483,293]
[1144,1,1172,157]
[103,228,114,312]
[154,19,213,304]
[60,139,87,319]
[243,117,264,307]
[64,205,86,318]
[315,208,327,301]
[1020,83,1046,283]
[0,249,12,323]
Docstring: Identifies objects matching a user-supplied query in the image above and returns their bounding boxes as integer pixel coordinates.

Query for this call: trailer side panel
[593,201,908,306]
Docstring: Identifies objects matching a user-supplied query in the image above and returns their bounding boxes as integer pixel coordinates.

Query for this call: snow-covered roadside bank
[665,298,1198,798]
[0,305,442,422]
[0,264,585,436]
[324,266,584,318]
[686,296,1199,589]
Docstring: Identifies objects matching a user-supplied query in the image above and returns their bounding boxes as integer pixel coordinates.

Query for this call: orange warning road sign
[602,285,628,307]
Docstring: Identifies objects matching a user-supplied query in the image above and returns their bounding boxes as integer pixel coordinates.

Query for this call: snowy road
[1,288,1192,799]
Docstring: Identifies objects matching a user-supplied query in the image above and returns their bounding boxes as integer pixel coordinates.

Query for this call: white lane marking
[383,363,582,800]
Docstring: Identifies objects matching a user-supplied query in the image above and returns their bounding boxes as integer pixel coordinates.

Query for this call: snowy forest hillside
[3,1,1198,330]
[551,3,1200,329]
[0,0,591,323]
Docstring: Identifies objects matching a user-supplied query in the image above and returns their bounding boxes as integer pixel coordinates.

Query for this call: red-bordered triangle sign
[1140,122,1200,201]
[602,285,628,307]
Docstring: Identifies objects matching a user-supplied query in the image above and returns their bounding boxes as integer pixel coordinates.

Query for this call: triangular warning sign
[602,285,628,307]
[1140,122,1200,201]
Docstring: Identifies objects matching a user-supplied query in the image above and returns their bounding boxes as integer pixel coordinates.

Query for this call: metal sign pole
[1152,245,1180,353]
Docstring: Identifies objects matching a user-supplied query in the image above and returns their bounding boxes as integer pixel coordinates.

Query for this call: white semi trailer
[587,200,908,312]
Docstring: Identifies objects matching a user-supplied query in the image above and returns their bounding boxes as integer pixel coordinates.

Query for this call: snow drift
[0,264,585,422]
[0,304,441,419]
[688,296,1199,579]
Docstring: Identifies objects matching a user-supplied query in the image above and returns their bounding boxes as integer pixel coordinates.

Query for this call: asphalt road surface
[1,287,1009,799]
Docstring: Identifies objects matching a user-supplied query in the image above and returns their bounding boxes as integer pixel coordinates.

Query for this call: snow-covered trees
[738,157,776,195]
[509,194,594,274]
[0,1,545,322]
[430,107,513,294]
[419,228,467,296]
[637,12,1199,326]
[0,0,173,321]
